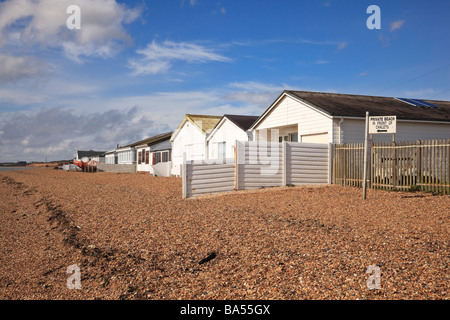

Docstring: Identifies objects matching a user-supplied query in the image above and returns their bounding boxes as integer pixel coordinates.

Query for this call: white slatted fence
[182,141,330,198]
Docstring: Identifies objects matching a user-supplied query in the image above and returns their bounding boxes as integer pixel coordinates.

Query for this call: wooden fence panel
[333,139,450,194]
[333,143,364,187]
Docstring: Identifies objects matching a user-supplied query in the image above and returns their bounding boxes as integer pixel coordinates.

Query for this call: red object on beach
[73,160,84,169]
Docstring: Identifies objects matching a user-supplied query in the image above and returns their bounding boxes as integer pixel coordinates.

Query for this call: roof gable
[171,114,222,141]
[207,114,259,141]
[223,114,259,131]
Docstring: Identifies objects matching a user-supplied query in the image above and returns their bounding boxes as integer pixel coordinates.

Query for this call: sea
[0,167,42,172]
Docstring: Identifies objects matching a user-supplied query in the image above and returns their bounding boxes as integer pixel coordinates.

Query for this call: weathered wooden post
[363,112,370,200]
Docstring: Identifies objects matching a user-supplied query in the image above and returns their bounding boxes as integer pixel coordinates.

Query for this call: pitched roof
[184,114,223,133]
[223,114,259,131]
[150,139,172,152]
[77,150,106,158]
[251,90,450,129]
[121,131,173,148]
[170,114,222,141]
[287,91,450,122]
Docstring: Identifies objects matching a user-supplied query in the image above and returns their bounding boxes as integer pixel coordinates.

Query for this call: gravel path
[0,168,448,300]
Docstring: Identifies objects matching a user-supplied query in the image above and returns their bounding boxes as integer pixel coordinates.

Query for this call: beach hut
[250,90,450,144]
[135,132,173,175]
[206,114,259,160]
[170,114,222,176]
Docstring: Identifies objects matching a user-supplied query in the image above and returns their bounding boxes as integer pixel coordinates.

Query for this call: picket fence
[333,139,450,194]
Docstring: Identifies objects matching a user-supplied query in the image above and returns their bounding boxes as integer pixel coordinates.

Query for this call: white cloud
[0,54,54,83]
[224,81,294,111]
[228,81,287,92]
[0,0,141,64]
[390,19,405,32]
[0,77,295,161]
[128,40,231,76]
[0,106,169,161]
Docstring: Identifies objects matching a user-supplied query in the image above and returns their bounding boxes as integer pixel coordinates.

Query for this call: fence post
[182,152,187,198]
[328,142,333,184]
[282,141,287,186]
[392,141,397,189]
[235,141,240,190]
[447,139,450,195]
[363,112,369,199]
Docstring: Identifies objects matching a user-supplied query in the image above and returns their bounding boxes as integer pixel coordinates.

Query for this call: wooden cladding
[333,139,450,194]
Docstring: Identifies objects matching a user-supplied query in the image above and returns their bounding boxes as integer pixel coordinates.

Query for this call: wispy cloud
[227,38,345,48]
[390,19,405,32]
[128,40,231,76]
[337,41,347,50]
[224,81,294,110]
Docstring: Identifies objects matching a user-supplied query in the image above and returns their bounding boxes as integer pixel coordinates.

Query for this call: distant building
[170,114,222,176]
[75,150,106,163]
[104,149,118,164]
[207,114,259,160]
[135,132,173,177]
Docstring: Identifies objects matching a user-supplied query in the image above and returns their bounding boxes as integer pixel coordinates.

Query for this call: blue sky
[0,0,449,161]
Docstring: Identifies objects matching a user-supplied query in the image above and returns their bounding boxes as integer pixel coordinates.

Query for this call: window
[218,142,226,159]
[162,151,169,163]
[145,151,150,164]
[289,133,298,142]
[153,152,161,165]
[152,151,170,165]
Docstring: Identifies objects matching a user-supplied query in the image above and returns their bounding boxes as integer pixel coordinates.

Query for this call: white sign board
[369,116,397,134]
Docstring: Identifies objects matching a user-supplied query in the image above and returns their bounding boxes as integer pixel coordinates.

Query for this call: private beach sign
[369,115,397,134]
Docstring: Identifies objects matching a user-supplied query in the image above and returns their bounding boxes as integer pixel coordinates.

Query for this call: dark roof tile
[286,91,450,122]
[223,114,259,131]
